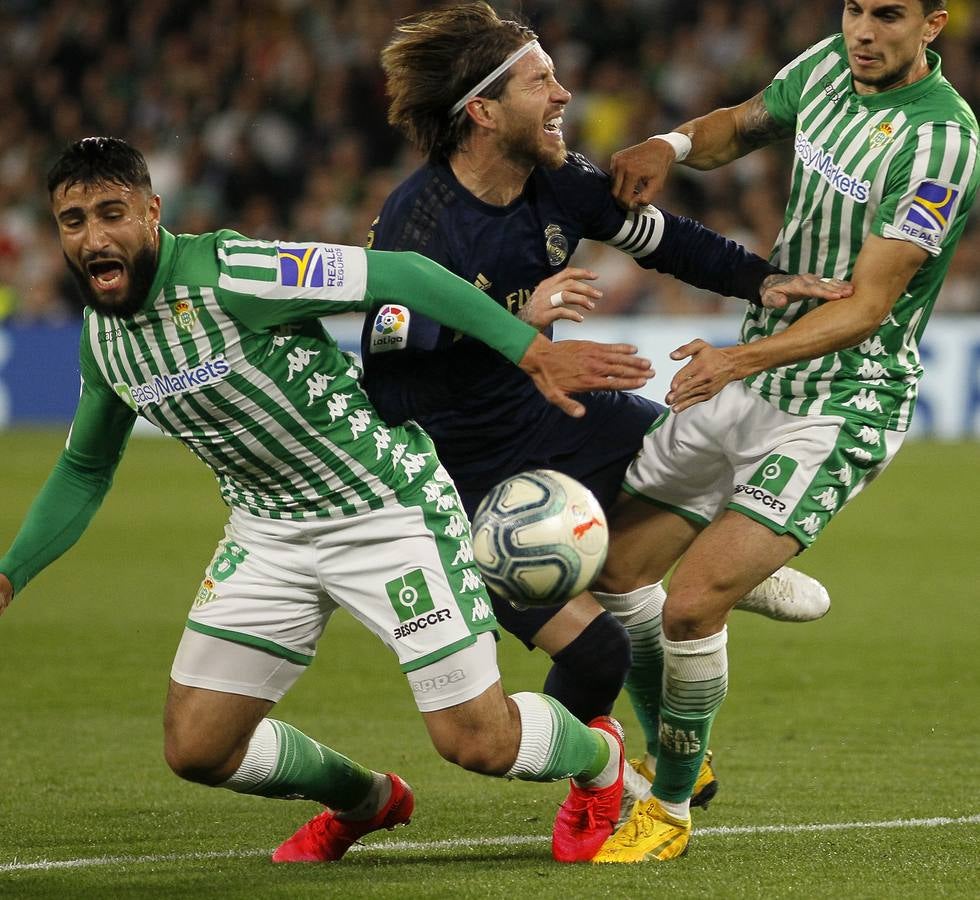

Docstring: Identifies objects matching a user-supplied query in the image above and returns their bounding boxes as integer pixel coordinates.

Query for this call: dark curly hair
[47,136,152,198]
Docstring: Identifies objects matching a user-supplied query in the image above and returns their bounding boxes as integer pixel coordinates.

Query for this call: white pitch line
[1,814,977,874]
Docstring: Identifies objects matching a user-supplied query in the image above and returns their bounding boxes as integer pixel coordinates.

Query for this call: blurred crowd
[0,0,977,321]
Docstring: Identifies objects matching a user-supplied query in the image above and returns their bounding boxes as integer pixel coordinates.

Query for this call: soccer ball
[471,469,608,608]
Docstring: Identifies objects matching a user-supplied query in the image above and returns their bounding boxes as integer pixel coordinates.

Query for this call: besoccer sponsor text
[733,483,787,513]
[393,608,453,640]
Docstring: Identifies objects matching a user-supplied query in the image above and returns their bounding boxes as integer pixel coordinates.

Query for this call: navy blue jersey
[361,152,776,494]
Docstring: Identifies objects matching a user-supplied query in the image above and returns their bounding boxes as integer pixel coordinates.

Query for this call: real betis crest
[868,121,894,151]
[171,298,198,333]
[544,224,569,267]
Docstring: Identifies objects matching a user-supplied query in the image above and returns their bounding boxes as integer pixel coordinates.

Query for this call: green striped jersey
[742,35,978,430]
[79,229,443,518]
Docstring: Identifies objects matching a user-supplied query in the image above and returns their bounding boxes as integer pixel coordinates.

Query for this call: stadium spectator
[0,136,659,863]
[0,1,975,319]
[594,0,978,863]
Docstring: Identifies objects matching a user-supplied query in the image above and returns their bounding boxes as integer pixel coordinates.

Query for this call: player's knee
[592,565,636,596]
[430,722,515,775]
[163,731,241,786]
[434,734,510,775]
[545,612,631,721]
[662,596,724,641]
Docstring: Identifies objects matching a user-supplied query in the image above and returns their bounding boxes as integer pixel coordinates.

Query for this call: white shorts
[171,627,500,711]
[182,465,498,675]
[624,382,905,547]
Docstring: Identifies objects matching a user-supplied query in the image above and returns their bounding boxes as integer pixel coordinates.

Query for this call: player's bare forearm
[665,237,928,412]
[519,334,653,418]
[665,303,885,413]
[612,93,792,208]
[684,93,793,169]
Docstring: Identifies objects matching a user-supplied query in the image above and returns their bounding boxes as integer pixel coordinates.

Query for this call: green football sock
[505,692,611,783]
[592,585,666,758]
[223,718,375,810]
[623,617,664,758]
[652,629,728,804]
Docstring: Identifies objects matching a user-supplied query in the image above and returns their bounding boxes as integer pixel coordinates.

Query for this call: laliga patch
[900,181,959,249]
[370,304,410,353]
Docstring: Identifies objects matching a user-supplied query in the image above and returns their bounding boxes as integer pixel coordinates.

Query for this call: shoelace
[608,801,660,845]
[563,795,599,829]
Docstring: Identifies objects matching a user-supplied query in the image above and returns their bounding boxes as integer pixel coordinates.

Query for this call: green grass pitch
[0,429,977,898]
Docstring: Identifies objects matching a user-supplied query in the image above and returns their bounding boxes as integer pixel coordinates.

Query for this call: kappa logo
[470,596,493,622]
[370,304,410,354]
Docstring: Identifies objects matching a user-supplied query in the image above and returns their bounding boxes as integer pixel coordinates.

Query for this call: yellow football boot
[592,796,691,863]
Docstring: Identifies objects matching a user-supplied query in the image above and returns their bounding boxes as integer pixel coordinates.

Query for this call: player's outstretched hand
[521,268,603,329]
[519,334,653,418]
[610,138,676,210]
[0,574,13,617]
[665,339,736,413]
[760,273,853,309]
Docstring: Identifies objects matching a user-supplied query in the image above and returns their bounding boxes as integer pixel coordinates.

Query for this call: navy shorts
[456,390,664,647]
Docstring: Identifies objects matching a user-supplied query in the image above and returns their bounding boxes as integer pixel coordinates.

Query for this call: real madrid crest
[544,224,569,267]
[868,121,894,151]
[171,298,198,333]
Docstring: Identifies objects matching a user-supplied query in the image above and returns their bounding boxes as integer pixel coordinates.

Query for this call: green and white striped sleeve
[215,235,537,364]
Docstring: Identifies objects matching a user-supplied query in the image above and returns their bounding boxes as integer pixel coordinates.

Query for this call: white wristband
[648,131,692,162]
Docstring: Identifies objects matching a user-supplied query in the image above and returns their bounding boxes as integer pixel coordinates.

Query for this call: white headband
[450,40,540,117]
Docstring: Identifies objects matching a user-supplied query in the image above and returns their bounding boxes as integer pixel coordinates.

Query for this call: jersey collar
[847,47,944,112]
[142,226,176,312]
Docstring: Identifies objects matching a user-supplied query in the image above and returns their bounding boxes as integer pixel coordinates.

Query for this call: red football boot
[272,773,414,863]
[551,717,625,863]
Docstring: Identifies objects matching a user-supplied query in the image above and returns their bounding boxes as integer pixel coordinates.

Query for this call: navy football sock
[543,611,631,723]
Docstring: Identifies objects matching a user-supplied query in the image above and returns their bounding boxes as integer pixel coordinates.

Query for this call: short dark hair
[383,2,536,160]
[47,136,152,198]
[920,0,946,12]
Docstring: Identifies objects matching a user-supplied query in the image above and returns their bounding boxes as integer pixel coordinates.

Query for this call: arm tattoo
[736,92,793,151]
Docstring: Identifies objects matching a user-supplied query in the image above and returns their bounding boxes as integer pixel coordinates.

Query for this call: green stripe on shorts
[184,619,314,666]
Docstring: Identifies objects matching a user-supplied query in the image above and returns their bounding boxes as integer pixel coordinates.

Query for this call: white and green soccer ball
[471,469,608,608]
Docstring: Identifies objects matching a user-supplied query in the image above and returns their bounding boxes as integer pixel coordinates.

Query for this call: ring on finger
[550,291,564,308]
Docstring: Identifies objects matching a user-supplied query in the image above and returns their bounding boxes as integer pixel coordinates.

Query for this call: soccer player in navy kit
[360,2,849,828]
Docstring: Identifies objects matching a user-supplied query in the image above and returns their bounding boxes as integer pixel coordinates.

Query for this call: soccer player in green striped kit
[592,0,978,862]
[0,137,657,863]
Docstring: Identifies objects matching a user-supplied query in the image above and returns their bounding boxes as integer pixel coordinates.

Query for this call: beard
[851,54,918,92]
[65,245,158,319]
[500,120,567,171]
